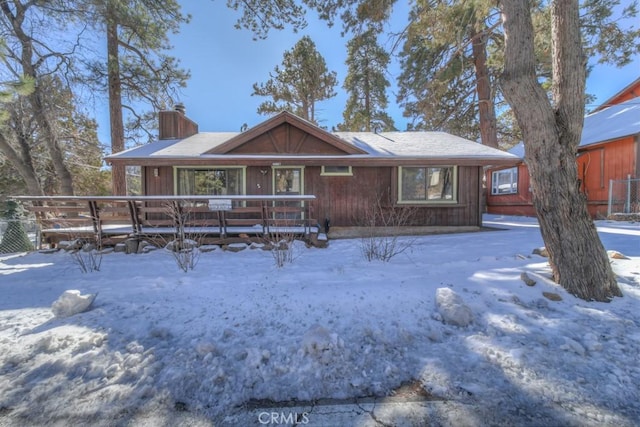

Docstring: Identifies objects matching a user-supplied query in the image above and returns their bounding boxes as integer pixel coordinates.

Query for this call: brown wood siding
[141,163,482,227]
[305,165,481,227]
[246,166,272,196]
[227,123,349,155]
[143,166,174,195]
[158,111,198,140]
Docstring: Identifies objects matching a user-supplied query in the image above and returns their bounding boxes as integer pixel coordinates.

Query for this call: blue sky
[98,1,639,142]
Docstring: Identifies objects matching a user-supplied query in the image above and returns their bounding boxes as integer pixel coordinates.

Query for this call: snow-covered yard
[1,214,639,426]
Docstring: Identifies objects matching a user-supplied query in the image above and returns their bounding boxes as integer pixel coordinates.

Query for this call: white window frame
[491,167,518,195]
[173,166,247,196]
[321,165,353,176]
[397,166,458,204]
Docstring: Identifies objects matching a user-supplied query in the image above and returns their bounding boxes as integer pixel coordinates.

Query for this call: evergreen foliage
[336,29,395,132]
[252,36,338,125]
[0,200,33,254]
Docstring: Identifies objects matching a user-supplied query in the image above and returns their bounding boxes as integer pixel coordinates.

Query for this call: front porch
[13,195,320,248]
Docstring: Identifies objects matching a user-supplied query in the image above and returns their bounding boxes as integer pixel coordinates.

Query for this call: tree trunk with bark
[471,28,498,149]
[1,1,74,195]
[0,132,43,196]
[499,0,621,301]
[107,1,127,195]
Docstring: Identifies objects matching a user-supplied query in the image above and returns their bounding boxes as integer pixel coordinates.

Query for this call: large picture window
[398,166,457,203]
[176,167,244,195]
[491,167,518,195]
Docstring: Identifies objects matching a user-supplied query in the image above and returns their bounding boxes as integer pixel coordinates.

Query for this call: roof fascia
[205,111,368,155]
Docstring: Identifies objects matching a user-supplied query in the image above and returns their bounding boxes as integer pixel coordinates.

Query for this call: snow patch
[435,288,474,327]
[51,290,97,318]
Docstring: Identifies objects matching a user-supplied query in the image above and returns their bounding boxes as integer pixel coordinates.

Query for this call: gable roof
[581,98,640,147]
[334,131,516,159]
[207,111,367,155]
[592,77,640,113]
[502,97,640,162]
[106,112,519,166]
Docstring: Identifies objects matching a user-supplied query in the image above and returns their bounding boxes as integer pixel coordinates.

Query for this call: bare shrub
[359,197,417,262]
[162,200,202,272]
[264,219,300,268]
[68,237,103,273]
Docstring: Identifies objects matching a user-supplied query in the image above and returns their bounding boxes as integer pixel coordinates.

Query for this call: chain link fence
[0,219,39,254]
[608,177,640,218]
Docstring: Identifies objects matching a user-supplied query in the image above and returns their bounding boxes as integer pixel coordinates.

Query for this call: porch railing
[12,195,317,246]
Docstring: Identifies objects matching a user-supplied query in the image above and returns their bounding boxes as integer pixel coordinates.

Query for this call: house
[105,110,518,235]
[486,81,640,218]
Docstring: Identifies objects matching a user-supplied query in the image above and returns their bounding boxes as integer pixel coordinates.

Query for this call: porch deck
[13,195,318,248]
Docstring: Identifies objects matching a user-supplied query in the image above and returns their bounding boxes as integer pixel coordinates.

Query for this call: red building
[487,78,640,218]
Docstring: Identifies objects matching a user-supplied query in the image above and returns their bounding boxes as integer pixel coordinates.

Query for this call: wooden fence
[13,195,317,247]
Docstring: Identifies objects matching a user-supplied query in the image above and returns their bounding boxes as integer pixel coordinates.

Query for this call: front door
[273,167,304,220]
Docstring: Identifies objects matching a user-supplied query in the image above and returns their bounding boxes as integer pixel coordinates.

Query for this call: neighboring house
[487,81,640,218]
[106,110,517,232]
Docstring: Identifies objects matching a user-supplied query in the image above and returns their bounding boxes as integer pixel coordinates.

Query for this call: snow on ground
[0,214,639,426]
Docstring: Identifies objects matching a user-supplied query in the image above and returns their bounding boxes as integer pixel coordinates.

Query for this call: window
[491,167,518,195]
[398,166,457,203]
[321,166,352,176]
[176,167,244,195]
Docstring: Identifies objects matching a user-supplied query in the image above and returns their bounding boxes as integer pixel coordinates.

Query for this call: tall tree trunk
[107,1,126,195]
[471,27,498,149]
[0,132,43,196]
[500,0,620,301]
[30,90,75,195]
[1,1,74,195]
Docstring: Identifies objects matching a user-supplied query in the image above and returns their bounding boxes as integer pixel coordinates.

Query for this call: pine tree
[0,200,33,254]
[252,36,338,124]
[397,0,639,147]
[82,0,190,195]
[336,29,395,132]
[0,1,75,195]
[500,0,621,301]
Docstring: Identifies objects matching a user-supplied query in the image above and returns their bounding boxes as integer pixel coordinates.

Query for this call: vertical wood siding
[143,166,174,195]
[144,164,483,227]
[486,164,535,216]
[487,136,638,218]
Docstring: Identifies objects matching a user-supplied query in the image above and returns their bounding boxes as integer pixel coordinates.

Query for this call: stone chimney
[158,104,198,140]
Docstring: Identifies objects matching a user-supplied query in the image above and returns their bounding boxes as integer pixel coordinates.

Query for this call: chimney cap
[174,103,186,114]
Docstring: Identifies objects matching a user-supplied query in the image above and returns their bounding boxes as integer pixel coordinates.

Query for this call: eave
[106,154,521,168]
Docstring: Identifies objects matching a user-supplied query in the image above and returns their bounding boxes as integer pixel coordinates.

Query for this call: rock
[224,243,247,252]
[58,239,84,251]
[51,290,97,318]
[542,292,562,301]
[137,240,150,254]
[520,272,537,287]
[532,247,549,257]
[199,245,219,253]
[165,239,197,252]
[435,288,473,327]
[125,239,139,254]
[607,250,629,260]
[38,248,59,254]
[114,243,127,253]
